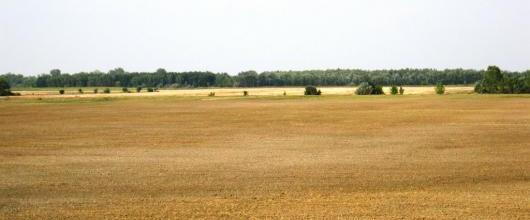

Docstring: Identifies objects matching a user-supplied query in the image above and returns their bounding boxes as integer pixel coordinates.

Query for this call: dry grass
[12,86,474,98]
[0,94,529,219]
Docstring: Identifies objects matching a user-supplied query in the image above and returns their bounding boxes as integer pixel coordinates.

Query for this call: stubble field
[0,92,529,219]
[12,86,473,98]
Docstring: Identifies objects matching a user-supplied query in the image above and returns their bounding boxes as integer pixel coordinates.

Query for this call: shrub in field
[283,91,287,96]
[399,86,405,95]
[243,91,248,96]
[59,89,65,95]
[78,88,83,94]
[147,88,154,92]
[390,85,398,95]
[355,82,384,95]
[435,82,445,95]
[103,88,111,94]
[208,92,216,96]
[0,78,15,96]
[136,87,142,93]
[122,87,129,93]
[372,85,384,95]
[304,86,321,95]
[355,82,373,95]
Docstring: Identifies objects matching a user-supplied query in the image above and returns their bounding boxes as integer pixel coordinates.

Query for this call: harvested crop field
[12,86,473,98]
[0,94,529,219]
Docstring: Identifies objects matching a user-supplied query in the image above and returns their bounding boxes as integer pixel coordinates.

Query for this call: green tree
[390,85,398,95]
[435,82,445,95]
[215,73,234,87]
[483,66,503,93]
[0,77,14,96]
[304,86,321,95]
[156,68,167,74]
[50,69,61,76]
[237,71,258,87]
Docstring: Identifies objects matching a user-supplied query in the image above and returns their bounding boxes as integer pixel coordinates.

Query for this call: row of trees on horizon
[1,67,529,89]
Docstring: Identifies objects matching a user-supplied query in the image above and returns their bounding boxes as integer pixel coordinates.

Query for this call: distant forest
[1,68,529,88]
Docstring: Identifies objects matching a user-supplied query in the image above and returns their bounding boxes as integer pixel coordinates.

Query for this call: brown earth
[0,94,529,219]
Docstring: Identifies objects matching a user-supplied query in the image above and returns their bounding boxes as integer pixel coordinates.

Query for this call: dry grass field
[1,94,529,219]
[12,86,474,98]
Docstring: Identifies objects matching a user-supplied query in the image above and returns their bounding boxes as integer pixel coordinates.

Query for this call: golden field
[0,92,529,219]
[12,86,473,98]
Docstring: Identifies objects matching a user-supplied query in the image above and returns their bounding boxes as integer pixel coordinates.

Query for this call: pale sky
[1,0,529,75]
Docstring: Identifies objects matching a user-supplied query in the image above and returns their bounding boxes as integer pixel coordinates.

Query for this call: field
[1,89,529,219]
[11,86,474,98]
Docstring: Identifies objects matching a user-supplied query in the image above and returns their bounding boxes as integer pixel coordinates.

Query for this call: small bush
[147,88,154,92]
[78,88,83,94]
[304,86,321,95]
[243,91,248,96]
[122,87,129,93]
[208,92,215,97]
[93,88,98,94]
[283,91,287,96]
[103,88,111,94]
[390,85,398,95]
[435,82,445,95]
[136,87,142,93]
[399,86,405,95]
[59,89,65,95]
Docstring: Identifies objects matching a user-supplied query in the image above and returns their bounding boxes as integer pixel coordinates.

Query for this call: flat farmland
[12,86,474,98]
[0,94,529,219]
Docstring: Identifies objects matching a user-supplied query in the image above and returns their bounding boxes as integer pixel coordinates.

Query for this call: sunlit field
[1,93,529,219]
[11,86,474,98]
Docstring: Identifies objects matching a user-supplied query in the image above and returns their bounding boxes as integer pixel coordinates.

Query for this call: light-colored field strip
[11,86,474,98]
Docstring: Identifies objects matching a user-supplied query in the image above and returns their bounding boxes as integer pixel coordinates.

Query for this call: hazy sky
[1,0,529,75]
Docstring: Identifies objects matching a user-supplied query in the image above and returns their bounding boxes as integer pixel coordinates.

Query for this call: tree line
[1,67,528,89]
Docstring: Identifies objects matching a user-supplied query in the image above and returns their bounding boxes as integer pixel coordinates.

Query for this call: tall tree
[483,66,503,93]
